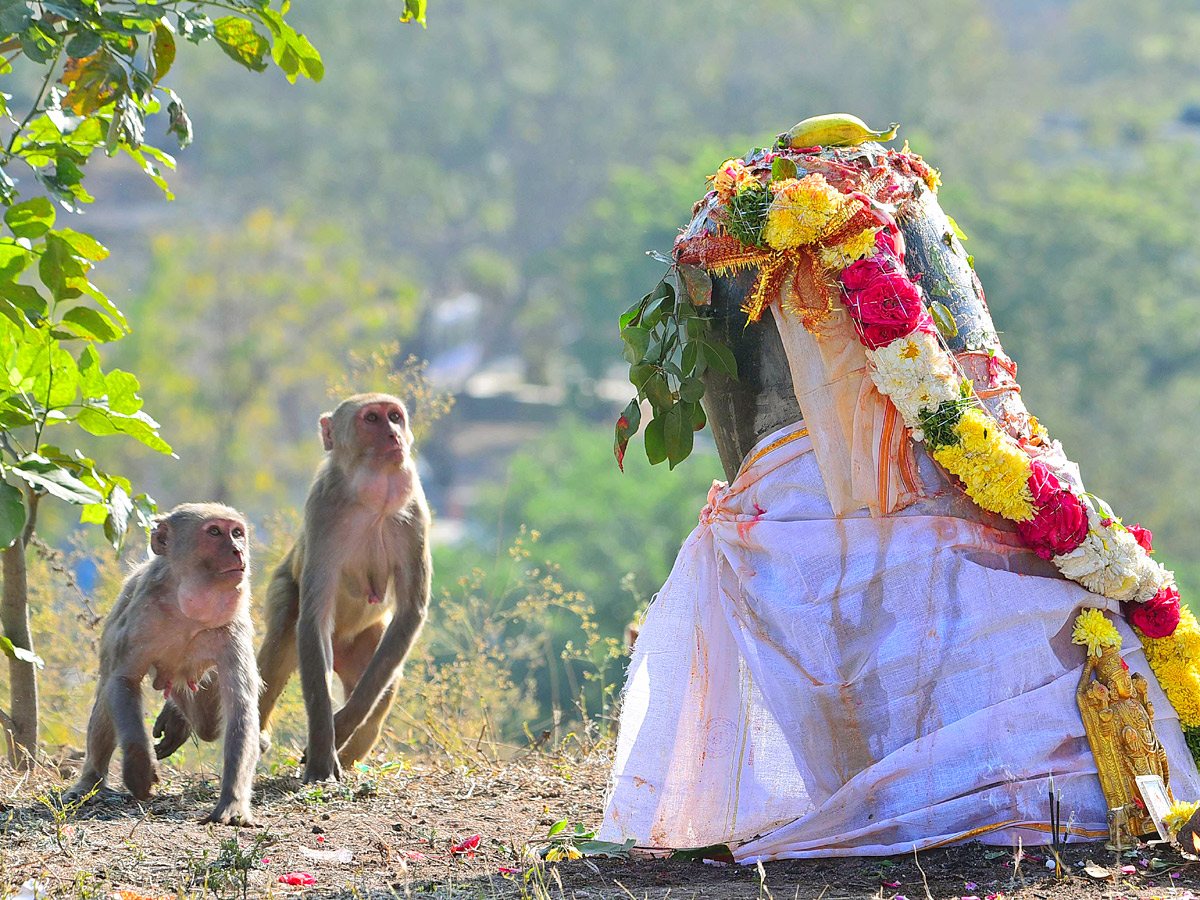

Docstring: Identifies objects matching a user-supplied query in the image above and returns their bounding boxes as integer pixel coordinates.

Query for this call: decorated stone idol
[604,115,1200,860]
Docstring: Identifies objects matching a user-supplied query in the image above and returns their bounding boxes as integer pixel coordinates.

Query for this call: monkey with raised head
[155,393,431,783]
[67,503,260,824]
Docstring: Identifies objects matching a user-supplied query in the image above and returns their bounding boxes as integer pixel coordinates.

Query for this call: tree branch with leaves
[0,0,384,765]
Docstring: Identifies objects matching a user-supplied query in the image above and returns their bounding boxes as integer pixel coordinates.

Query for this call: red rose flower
[1129,523,1154,554]
[1129,586,1181,639]
[1015,461,1089,560]
[839,256,929,350]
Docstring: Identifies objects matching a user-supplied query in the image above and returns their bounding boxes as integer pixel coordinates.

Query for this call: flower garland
[688,146,1200,734]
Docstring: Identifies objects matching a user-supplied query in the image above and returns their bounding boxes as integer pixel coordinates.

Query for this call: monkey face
[323,393,413,469]
[356,400,411,463]
[195,517,249,578]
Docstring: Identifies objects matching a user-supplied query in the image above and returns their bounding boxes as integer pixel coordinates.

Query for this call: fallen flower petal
[1120,865,1136,874]
[452,834,482,854]
[498,867,521,875]
[109,892,174,900]
[401,851,427,862]
[278,873,316,887]
[964,884,976,890]
[882,881,901,888]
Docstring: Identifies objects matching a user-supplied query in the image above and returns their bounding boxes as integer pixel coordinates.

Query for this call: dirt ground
[3,751,1200,900]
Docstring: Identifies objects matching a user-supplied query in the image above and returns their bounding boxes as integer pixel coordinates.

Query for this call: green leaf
[771,156,798,182]
[165,89,193,149]
[0,480,25,548]
[76,406,173,455]
[39,233,86,301]
[678,376,704,403]
[65,29,102,59]
[577,838,635,858]
[642,372,672,411]
[946,215,969,242]
[929,300,959,339]
[213,16,269,72]
[0,635,44,668]
[643,415,666,466]
[400,0,427,26]
[701,339,738,379]
[55,229,108,261]
[547,819,568,838]
[104,368,142,413]
[76,344,105,396]
[670,843,735,863]
[61,306,121,342]
[102,482,133,549]
[613,399,640,471]
[628,363,653,390]
[10,457,104,505]
[0,243,33,281]
[618,301,641,331]
[676,264,712,308]
[690,401,707,432]
[152,20,175,81]
[5,197,55,239]
[620,325,650,364]
[663,402,694,469]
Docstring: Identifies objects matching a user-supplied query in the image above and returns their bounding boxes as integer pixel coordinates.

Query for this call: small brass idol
[1074,609,1171,847]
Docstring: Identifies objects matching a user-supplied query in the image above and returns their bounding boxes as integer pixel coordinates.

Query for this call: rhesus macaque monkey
[68,503,259,825]
[158,394,431,783]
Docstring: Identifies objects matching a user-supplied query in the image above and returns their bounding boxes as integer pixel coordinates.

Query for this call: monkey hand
[122,744,160,802]
[204,800,257,827]
[258,730,272,755]
[153,700,193,759]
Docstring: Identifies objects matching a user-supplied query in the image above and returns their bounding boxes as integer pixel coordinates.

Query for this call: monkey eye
[232,527,244,539]
[207,525,222,536]
[365,412,379,423]
[388,409,402,423]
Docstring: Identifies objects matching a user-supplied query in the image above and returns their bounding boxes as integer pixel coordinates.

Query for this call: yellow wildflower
[761,174,855,250]
[710,158,759,204]
[1071,608,1121,658]
[1163,800,1200,838]
[817,227,881,270]
[932,408,1035,521]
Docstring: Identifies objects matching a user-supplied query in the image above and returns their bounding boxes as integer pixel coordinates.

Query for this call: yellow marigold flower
[761,174,853,250]
[932,408,1035,521]
[923,167,942,193]
[817,227,880,270]
[1071,608,1121,658]
[1163,800,1200,838]
[710,158,758,204]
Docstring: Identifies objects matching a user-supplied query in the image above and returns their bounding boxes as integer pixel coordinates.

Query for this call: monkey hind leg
[256,562,301,745]
[337,679,397,768]
[68,692,118,802]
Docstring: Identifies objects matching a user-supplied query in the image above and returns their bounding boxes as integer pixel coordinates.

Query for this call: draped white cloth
[598,420,1200,860]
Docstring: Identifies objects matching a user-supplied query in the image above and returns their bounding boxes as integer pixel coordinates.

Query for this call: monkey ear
[319,414,335,452]
[150,520,170,556]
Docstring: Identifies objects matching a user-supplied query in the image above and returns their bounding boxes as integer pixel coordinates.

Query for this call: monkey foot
[301,755,343,784]
[123,745,159,801]
[204,802,257,827]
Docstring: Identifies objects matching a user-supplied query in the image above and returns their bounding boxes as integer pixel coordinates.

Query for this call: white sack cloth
[598,420,1200,860]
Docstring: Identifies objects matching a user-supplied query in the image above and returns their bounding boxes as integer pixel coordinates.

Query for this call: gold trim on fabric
[740,428,810,475]
[921,820,1108,850]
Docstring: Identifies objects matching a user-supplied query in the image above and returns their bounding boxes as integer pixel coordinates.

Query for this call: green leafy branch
[614,260,736,471]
